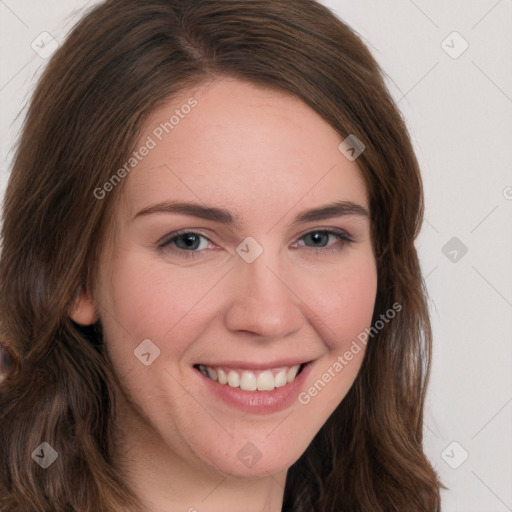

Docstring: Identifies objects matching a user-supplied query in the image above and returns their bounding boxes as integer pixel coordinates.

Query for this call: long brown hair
[0,1,442,510]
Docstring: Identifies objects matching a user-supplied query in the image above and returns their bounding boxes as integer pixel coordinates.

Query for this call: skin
[71,77,378,512]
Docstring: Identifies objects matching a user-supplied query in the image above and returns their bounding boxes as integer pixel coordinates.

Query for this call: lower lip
[196,363,312,414]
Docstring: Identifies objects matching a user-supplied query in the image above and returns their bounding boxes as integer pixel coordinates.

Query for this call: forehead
[121,78,368,221]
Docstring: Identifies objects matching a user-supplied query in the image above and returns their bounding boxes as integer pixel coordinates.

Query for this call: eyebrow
[133,199,369,227]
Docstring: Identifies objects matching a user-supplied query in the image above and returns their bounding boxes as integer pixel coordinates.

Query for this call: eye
[294,229,353,253]
[158,228,353,259]
[158,230,213,259]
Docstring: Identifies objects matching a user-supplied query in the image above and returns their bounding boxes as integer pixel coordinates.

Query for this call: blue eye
[158,229,353,259]
[167,232,209,251]
[297,230,353,252]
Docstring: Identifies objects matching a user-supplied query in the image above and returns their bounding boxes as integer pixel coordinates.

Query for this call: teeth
[256,370,274,391]
[206,367,218,382]
[227,370,240,388]
[274,370,288,388]
[217,368,228,384]
[240,371,257,391]
[287,366,299,383]
[199,364,302,391]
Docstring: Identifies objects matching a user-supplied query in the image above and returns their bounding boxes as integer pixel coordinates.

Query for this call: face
[74,77,377,481]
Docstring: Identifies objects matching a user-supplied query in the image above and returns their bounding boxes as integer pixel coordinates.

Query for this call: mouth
[193,362,308,392]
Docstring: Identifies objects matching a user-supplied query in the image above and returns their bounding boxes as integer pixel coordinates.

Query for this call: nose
[223,248,304,339]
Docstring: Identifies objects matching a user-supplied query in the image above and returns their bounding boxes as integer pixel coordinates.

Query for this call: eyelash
[157,229,354,259]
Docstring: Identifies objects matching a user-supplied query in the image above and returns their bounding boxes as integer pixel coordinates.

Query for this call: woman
[0,0,442,510]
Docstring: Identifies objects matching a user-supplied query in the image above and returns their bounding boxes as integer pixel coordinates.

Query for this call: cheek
[99,250,218,344]
[293,253,377,421]
[302,251,378,351]
[96,249,235,389]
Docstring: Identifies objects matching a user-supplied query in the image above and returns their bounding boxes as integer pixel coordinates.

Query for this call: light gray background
[1,1,511,510]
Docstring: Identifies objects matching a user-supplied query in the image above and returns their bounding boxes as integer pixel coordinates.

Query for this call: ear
[69,287,99,325]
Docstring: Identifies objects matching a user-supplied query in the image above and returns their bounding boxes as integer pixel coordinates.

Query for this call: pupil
[309,232,327,247]
[179,233,199,249]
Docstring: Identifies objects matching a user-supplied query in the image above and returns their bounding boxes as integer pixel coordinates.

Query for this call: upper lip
[195,359,311,370]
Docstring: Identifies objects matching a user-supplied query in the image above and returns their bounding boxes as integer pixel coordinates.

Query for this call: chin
[197,437,306,480]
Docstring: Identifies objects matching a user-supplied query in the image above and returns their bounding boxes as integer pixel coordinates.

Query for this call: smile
[195,363,306,391]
